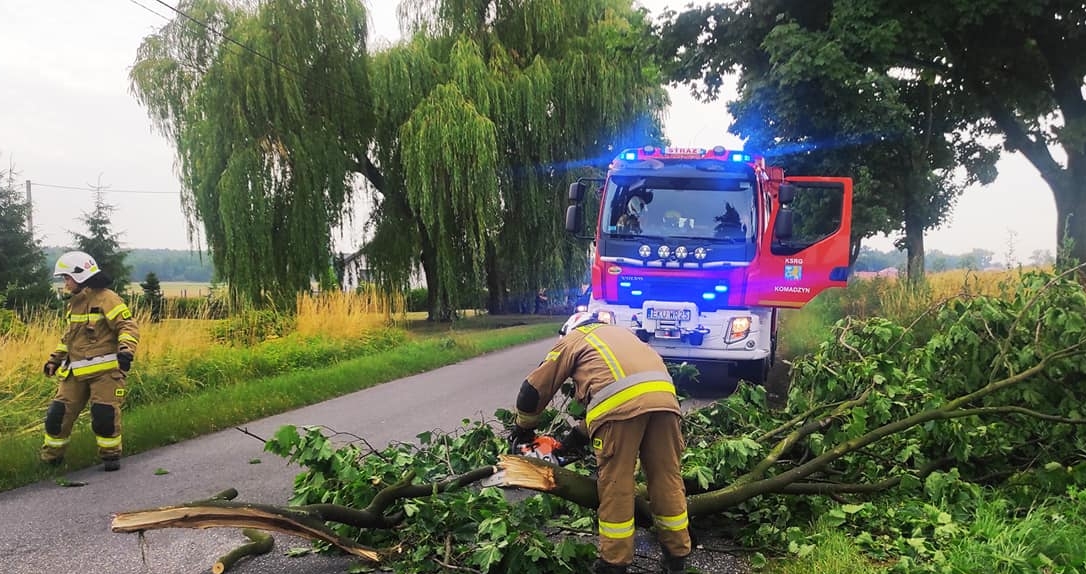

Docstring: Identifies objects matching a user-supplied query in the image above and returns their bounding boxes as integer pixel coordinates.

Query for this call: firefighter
[41,251,139,472]
[508,311,691,574]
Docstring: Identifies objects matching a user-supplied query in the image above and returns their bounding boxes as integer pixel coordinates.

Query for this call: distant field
[129,281,214,298]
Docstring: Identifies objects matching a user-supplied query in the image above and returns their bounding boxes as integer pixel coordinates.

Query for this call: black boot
[102,457,121,472]
[593,559,628,574]
[659,550,687,573]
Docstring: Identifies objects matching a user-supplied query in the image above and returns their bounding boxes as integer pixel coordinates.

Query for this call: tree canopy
[654,1,1000,280]
[131,0,668,316]
[130,0,373,305]
[656,0,1084,275]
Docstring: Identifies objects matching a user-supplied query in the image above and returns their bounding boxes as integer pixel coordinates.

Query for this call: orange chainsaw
[480,434,579,488]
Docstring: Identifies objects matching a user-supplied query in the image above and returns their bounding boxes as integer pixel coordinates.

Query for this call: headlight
[638,244,652,258]
[727,316,752,342]
[657,245,671,258]
[694,247,708,260]
[675,246,688,259]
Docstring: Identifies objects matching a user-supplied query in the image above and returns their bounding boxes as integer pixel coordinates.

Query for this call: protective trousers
[593,412,691,566]
[41,370,126,462]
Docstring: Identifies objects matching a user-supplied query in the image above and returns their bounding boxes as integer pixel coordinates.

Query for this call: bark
[213,529,273,574]
[485,242,509,314]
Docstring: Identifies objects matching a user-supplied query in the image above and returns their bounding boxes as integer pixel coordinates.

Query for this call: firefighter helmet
[559,310,614,337]
[53,251,101,284]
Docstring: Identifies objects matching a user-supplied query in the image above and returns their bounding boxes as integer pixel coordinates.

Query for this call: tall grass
[295,286,402,338]
[780,268,1037,357]
[0,289,408,439]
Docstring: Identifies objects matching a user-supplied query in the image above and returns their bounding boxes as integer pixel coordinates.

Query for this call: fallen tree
[112,268,1086,572]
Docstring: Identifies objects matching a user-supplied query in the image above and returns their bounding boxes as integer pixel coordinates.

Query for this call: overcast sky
[0,0,1060,263]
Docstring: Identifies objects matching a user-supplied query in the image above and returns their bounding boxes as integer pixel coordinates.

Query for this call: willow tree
[130,0,373,304]
[362,0,668,318]
[131,0,666,316]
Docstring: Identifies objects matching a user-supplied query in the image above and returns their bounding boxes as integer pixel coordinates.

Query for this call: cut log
[111,501,381,562]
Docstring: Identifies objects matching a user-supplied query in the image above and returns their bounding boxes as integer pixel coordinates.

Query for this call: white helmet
[559,311,614,337]
[54,251,101,284]
[627,195,647,216]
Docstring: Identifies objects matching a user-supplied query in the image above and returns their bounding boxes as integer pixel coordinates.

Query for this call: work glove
[555,425,590,459]
[117,352,134,373]
[43,361,59,377]
[507,425,537,455]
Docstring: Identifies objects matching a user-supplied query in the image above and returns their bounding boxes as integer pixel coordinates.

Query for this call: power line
[149,0,312,83]
[31,182,178,195]
[126,0,173,22]
[135,0,359,102]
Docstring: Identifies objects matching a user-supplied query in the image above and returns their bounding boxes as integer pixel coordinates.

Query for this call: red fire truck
[565,145,853,384]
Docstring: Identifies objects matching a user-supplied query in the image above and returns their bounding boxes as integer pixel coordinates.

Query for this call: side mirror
[569,182,586,203]
[778,183,796,205]
[565,205,583,234]
[774,210,794,240]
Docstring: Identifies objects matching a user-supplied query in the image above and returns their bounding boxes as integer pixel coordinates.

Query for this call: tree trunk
[485,242,509,314]
[848,237,863,268]
[1053,161,1086,275]
[903,178,926,284]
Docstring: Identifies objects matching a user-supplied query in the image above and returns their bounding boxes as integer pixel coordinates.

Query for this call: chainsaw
[479,434,580,488]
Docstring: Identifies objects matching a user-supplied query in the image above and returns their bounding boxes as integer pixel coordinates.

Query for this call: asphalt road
[0,338,741,574]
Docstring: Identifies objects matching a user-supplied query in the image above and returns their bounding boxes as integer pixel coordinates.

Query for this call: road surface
[0,338,743,574]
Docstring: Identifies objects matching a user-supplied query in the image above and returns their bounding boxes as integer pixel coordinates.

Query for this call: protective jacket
[514,321,690,569]
[48,287,139,378]
[515,322,678,435]
[41,287,139,465]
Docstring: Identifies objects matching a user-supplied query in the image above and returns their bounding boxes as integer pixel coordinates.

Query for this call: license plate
[647,308,691,321]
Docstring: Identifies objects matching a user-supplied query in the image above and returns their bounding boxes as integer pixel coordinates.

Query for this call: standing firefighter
[41,251,139,472]
[508,312,691,574]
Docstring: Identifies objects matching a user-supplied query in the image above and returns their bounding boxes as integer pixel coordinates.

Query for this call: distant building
[337,250,425,292]
[852,267,900,280]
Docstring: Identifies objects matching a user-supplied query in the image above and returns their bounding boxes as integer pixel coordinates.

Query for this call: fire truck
[565,146,853,384]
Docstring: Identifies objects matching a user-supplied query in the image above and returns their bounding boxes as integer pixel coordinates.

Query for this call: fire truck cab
[565,146,853,384]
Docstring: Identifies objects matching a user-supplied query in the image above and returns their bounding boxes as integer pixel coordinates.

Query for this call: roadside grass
[0,319,560,492]
[761,488,1086,574]
[760,523,886,574]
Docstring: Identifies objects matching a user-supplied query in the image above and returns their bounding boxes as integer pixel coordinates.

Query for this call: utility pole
[24,179,33,234]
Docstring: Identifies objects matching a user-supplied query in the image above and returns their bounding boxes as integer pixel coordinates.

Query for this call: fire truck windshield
[602,176,756,243]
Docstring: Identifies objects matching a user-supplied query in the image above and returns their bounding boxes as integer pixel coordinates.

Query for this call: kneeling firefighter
[41,251,139,472]
[508,311,691,574]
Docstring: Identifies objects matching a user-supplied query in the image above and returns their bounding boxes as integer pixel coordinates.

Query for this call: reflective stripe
[583,333,626,380]
[67,354,120,377]
[118,333,139,345]
[515,411,542,427]
[96,435,122,449]
[599,517,635,539]
[68,313,104,323]
[106,303,131,320]
[69,354,118,369]
[43,434,69,448]
[654,511,689,531]
[55,343,68,352]
[586,371,675,428]
[545,350,560,362]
